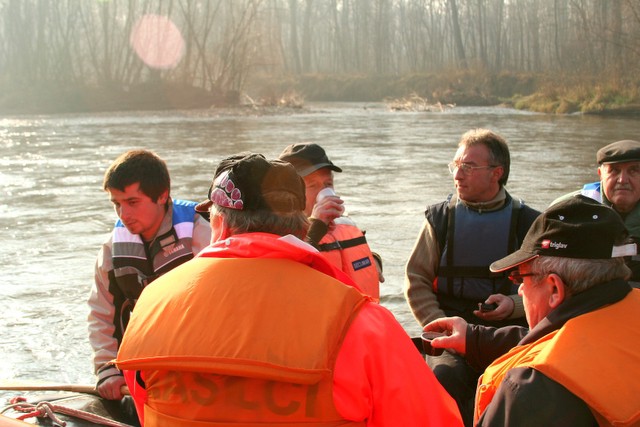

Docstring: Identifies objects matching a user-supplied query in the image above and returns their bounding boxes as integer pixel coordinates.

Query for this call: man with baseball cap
[116,152,463,427]
[424,195,640,426]
[279,142,382,301]
[553,139,640,282]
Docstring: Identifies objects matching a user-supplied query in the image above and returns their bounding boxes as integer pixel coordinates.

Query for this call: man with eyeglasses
[553,139,640,283]
[423,195,640,426]
[404,128,540,426]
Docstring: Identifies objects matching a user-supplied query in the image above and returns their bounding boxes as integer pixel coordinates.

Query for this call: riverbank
[252,71,640,115]
[1,71,638,116]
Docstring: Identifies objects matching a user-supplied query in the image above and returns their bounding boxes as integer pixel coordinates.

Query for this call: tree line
[0,0,638,106]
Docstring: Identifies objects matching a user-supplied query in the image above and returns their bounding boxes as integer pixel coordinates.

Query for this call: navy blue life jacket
[426,193,539,325]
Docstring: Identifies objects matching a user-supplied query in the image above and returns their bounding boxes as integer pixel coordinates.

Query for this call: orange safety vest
[475,289,640,426]
[318,220,379,301]
[116,256,367,427]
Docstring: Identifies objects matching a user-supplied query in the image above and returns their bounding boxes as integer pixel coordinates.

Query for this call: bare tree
[448,0,467,69]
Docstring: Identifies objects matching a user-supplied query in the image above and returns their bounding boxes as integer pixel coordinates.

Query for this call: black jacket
[465,279,632,426]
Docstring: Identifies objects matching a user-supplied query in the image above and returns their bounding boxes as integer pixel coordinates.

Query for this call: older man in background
[553,139,640,283]
[280,142,382,300]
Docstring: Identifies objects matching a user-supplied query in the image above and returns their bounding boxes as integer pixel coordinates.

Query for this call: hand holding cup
[312,187,345,225]
[421,331,447,356]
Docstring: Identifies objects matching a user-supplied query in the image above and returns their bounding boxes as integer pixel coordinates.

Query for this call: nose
[617,171,630,183]
[453,167,465,179]
[116,204,130,220]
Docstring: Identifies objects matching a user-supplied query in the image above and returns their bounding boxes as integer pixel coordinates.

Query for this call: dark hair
[459,129,511,186]
[103,149,170,202]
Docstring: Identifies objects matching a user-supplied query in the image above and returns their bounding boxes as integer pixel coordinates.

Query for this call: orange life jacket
[318,219,379,301]
[116,255,367,426]
[475,289,640,426]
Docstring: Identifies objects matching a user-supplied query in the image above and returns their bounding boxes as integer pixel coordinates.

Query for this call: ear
[210,212,230,243]
[597,166,603,180]
[546,273,567,308]
[492,165,504,183]
[158,190,169,205]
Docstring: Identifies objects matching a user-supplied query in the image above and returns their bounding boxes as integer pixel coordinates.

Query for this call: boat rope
[1,396,136,427]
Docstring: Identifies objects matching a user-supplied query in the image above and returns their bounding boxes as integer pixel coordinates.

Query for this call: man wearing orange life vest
[279,143,382,301]
[115,152,462,427]
[424,195,640,426]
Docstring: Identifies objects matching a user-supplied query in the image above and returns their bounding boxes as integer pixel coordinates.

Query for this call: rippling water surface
[1,102,639,384]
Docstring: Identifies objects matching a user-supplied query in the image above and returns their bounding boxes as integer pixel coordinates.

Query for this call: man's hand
[424,316,468,356]
[310,194,344,226]
[473,293,514,321]
[97,375,127,400]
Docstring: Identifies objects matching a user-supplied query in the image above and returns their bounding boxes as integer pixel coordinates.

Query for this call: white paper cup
[316,187,337,202]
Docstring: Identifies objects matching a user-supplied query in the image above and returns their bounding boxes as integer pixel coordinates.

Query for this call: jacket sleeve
[477,367,595,426]
[465,324,528,372]
[305,217,329,248]
[191,214,212,254]
[87,238,121,383]
[404,219,446,326]
[333,303,463,427]
[506,295,526,319]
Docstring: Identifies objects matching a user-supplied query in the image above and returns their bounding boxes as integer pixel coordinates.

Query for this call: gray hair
[529,256,630,295]
[459,128,511,186]
[211,205,309,240]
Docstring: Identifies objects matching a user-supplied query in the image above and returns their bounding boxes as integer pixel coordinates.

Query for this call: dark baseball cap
[279,143,342,177]
[597,140,640,165]
[195,152,306,214]
[490,195,634,272]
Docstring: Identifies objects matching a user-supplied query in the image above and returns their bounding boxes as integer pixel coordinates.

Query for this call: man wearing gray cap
[553,139,640,281]
[424,195,640,426]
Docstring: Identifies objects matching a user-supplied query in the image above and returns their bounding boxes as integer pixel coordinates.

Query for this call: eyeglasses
[448,162,499,175]
[508,271,537,285]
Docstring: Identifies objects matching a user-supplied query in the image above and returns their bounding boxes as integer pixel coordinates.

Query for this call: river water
[1,102,639,385]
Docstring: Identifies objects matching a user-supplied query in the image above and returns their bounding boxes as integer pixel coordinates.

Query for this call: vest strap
[444,195,457,296]
[440,195,517,297]
[318,235,367,252]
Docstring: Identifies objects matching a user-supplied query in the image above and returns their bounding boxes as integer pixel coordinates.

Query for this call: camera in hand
[479,302,498,312]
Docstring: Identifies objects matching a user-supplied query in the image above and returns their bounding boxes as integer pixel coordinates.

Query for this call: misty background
[0,0,639,114]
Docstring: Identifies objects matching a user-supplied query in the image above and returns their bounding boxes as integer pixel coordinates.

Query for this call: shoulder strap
[425,195,457,295]
[318,235,368,252]
[513,198,541,246]
[425,194,454,254]
[508,198,521,253]
[445,195,457,273]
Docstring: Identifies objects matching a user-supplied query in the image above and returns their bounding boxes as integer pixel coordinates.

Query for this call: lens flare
[130,14,185,70]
